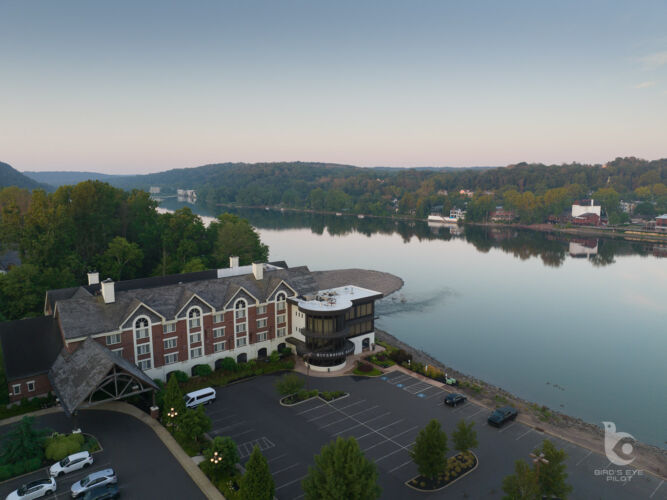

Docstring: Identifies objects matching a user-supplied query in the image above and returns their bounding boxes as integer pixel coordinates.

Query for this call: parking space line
[375,446,406,462]
[388,375,413,385]
[320,415,355,429]
[358,420,405,443]
[402,380,427,390]
[466,407,484,419]
[576,450,592,466]
[272,463,300,475]
[275,474,308,490]
[389,425,418,440]
[296,403,327,415]
[649,479,663,498]
[334,399,366,411]
[389,459,413,473]
[360,412,392,425]
[231,428,255,438]
[307,410,338,422]
[499,422,516,433]
[516,428,533,440]
[424,389,446,400]
[266,453,287,463]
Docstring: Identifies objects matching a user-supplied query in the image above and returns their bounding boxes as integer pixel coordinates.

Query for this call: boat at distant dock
[427,208,466,224]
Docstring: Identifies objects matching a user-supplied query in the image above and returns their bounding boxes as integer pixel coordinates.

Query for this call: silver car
[6,478,57,499]
[70,469,117,499]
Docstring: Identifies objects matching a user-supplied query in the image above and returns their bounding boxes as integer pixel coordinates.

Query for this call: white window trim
[138,359,152,371]
[27,381,35,392]
[106,333,121,345]
[190,347,203,359]
[112,347,124,355]
[257,331,268,342]
[214,341,226,352]
[213,326,225,338]
[12,384,21,395]
[188,306,202,330]
[187,306,203,360]
[256,318,268,329]
[189,332,202,344]
[163,322,176,334]
[235,336,247,348]
[137,343,151,355]
[164,337,178,350]
[235,299,247,319]
[133,314,154,369]
[277,326,286,337]
[164,352,178,365]
[213,312,224,323]
[134,316,150,340]
[256,304,267,315]
[277,314,286,324]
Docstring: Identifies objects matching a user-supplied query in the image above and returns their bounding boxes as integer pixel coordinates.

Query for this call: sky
[1,1,666,174]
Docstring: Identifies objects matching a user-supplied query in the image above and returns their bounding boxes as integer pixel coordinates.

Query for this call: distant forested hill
[22,170,129,188]
[0,162,51,190]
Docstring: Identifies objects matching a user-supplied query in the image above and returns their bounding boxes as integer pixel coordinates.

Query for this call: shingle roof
[54,266,319,340]
[48,338,158,417]
[0,316,63,381]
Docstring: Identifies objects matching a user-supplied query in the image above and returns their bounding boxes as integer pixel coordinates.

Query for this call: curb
[405,451,479,493]
[88,402,224,500]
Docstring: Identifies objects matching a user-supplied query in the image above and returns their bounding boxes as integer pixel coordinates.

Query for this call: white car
[6,478,57,499]
[49,451,93,477]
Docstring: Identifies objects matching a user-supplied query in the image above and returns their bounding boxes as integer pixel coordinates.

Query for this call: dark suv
[487,406,517,427]
[83,483,120,500]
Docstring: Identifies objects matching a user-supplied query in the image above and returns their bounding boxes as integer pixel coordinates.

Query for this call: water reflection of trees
[207,207,657,268]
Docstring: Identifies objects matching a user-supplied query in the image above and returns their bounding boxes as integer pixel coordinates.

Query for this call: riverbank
[374,327,667,480]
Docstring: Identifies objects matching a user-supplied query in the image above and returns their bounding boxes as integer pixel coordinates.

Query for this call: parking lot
[207,370,665,500]
[0,410,206,500]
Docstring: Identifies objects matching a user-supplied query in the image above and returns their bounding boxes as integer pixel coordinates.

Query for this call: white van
[184,387,216,408]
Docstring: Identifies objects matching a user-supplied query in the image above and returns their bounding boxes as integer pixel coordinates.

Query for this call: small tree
[275,373,304,396]
[302,437,381,500]
[452,419,478,454]
[410,419,448,479]
[240,445,275,500]
[202,436,239,481]
[502,460,539,500]
[161,373,186,427]
[534,440,572,499]
[0,416,52,465]
[179,405,211,446]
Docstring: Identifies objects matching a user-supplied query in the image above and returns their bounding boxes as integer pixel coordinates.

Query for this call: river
[159,199,667,448]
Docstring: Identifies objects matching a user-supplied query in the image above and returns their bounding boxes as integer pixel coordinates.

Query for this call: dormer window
[235,300,246,319]
[276,292,286,312]
[135,317,150,340]
[188,308,201,329]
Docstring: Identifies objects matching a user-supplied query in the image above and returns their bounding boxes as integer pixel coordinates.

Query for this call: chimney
[87,271,99,285]
[230,256,239,268]
[101,278,115,304]
[252,262,264,281]
[591,199,594,206]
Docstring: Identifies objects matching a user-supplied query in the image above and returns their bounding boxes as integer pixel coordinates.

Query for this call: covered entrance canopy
[48,338,158,417]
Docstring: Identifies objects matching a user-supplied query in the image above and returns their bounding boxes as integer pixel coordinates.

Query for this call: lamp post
[530,452,549,479]
[210,451,221,465]
[166,407,178,434]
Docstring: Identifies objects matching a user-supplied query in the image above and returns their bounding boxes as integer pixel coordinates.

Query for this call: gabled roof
[52,266,320,340]
[0,316,63,381]
[48,338,158,417]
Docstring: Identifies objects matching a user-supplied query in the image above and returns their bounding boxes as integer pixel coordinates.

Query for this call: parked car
[71,469,117,499]
[487,406,518,427]
[49,451,93,477]
[6,478,57,499]
[184,387,216,409]
[444,393,467,407]
[82,484,120,500]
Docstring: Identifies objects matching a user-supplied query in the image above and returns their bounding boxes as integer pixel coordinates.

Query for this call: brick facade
[8,373,51,403]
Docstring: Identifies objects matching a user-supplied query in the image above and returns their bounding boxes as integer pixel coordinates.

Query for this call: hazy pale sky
[1,1,666,174]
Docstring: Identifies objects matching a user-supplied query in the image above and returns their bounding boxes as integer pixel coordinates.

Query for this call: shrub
[269,350,280,363]
[22,457,41,473]
[389,349,412,365]
[275,373,305,396]
[45,432,85,461]
[376,354,386,361]
[169,370,189,383]
[217,357,238,372]
[278,346,292,357]
[0,464,12,481]
[194,364,213,377]
[357,362,374,373]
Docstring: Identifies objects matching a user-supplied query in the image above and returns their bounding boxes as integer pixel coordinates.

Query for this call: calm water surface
[161,200,667,447]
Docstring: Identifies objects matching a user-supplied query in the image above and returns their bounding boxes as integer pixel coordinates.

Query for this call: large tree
[410,419,448,479]
[302,437,380,500]
[239,445,274,500]
[178,405,211,446]
[201,436,239,481]
[210,213,268,267]
[533,440,572,499]
[161,374,186,428]
[100,236,143,281]
[452,419,478,454]
[502,459,540,500]
[0,416,52,465]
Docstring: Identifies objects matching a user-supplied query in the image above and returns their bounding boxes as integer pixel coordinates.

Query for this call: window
[277,314,286,324]
[257,332,267,342]
[236,337,247,348]
[276,292,286,311]
[214,341,226,353]
[27,381,35,392]
[235,300,246,319]
[235,323,246,334]
[213,327,225,338]
[257,305,267,315]
[112,347,123,356]
[213,312,224,323]
[164,338,177,350]
[163,323,176,334]
[188,308,201,329]
[106,334,121,345]
[138,359,152,370]
[135,318,150,340]
[277,327,286,337]
[164,353,178,365]
[190,332,201,344]
[256,318,267,329]
[137,344,151,355]
[12,384,20,395]
[190,347,202,358]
